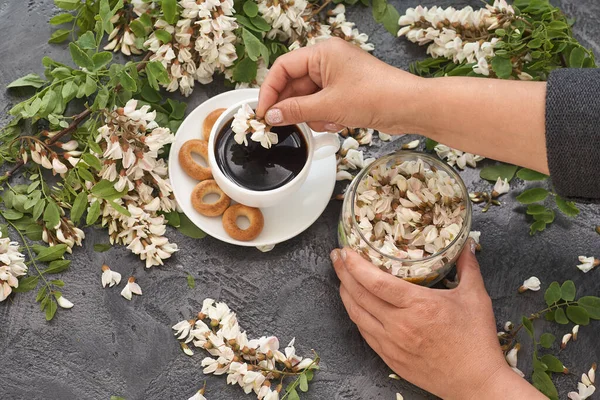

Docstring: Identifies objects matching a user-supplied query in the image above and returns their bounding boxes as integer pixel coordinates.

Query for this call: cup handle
[312,132,340,160]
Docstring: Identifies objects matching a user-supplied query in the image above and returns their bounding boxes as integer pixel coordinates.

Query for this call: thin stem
[311,0,332,16]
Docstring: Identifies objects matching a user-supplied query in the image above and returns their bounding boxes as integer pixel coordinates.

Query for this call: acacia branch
[4,52,152,180]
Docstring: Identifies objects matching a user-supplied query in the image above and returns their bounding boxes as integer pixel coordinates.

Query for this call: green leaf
[177,214,207,239]
[249,16,271,31]
[86,201,101,225]
[46,299,57,321]
[555,196,579,217]
[91,180,123,200]
[539,333,555,349]
[119,71,137,91]
[48,28,70,44]
[544,282,562,306]
[51,279,65,287]
[533,209,555,224]
[566,305,590,325]
[110,397,126,400]
[50,13,74,25]
[154,29,172,44]
[545,309,555,321]
[93,86,110,110]
[0,224,8,237]
[529,220,547,235]
[376,4,400,36]
[164,211,181,227]
[108,201,131,217]
[161,0,178,24]
[45,260,71,274]
[425,138,438,151]
[2,209,24,220]
[243,28,263,61]
[54,0,79,10]
[94,243,112,252]
[43,200,61,229]
[129,19,147,37]
[70,192,87,224]
[36,286,47,302]
[517,168,548,181]
[516,188,549,204]
[69,42,94,70]
[243,0,259,17]
[540,354,563,373]
[62,80,78,102]
[187,274,195,289]
[533,357,548,372]
[82,153,102,171]
[77,31,96,49]
[560,281,576,301]
[33,199,46,220]
[532,370,558,400]
[36,244,68,262]
[24,223,43,241]
[232,56,258,83]
[92,52,113,71]
[569,47,585,68]
[286,388,300,400]
[12,276,39,293]
[7,73,46,89]
[522,316,534,337]
[554,307,569,324]
[146,61,170,87]
[298,373,309,392]
[579,296,600,320]
[479,163,518,182]
[526,204,547,215]
[491,57,513,79]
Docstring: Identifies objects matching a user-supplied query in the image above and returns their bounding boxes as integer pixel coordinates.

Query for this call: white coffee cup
[208,98,340,208]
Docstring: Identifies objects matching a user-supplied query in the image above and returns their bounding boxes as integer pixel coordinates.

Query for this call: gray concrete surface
[1,0,599,399]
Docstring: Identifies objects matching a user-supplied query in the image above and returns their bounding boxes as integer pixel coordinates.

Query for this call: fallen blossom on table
[518,276,541,293]
[173,299,319,399]
[401,139,420,150]
[577,256,599,273]
[573,325,580,341]
[101,265,122,288]
[568,363,596,400]
[56,295,74,309]
[492,177,510,197]
[505,343,525,377]
[121,277,142,300]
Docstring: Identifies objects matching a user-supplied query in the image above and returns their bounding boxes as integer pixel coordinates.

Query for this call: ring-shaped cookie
[179,139,212,181]
[222,204,264,241]
[202,108,226,139]
[191,180,231,217]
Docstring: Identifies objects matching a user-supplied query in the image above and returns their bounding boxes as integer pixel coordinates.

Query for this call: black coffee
[215,119,308,191]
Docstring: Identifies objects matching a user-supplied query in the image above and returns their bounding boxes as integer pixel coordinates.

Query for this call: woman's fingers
[257,47,319,117]
[331,249,394,322]
[307,121,345,132]
[340,248,424,308]
[339,284,385,337]
[276,76,320,104]
[264,92,334,126]
[455,239,487,295]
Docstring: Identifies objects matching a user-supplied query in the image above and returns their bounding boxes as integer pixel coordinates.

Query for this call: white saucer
[168,88,337,247]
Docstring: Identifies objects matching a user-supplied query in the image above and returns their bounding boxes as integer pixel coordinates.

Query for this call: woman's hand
[330,241,546,400]
[256,38,425,133]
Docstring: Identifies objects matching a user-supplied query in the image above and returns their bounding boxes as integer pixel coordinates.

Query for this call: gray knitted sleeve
[546,68,600,201]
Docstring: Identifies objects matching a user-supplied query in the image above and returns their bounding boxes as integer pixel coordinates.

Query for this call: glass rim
[348,150,472,264]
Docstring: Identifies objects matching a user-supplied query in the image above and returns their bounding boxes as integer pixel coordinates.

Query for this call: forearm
[466,365,547,400]
[405,75,549,174]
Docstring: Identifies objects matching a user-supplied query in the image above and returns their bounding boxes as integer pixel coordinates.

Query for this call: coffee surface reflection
[215,120,308,191]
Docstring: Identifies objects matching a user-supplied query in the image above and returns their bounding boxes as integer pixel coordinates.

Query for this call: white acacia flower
[492,177,510,197]
[396,394,404,400]
[519,276,541,292]
[56,295,74,309]
[468,231,481,244]
[572,325,580,341]
[173,319,195,341]
[505,345,519,368]
[101,265,121,288]
[121,277,142,300]
[434,143,484,169]
[472,56,490,76]
[568,382,596,400]
[577,255,599,273]
[187,390,206,400]
[561,333,572,349]
[0,232,28,302]
[378,132,393,141]
[336,170,354,181]
[504,321,513,331]
[401,139,420,150]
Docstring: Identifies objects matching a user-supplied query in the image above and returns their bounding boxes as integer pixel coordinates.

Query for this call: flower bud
[572,325,580,341]
[561,333,572,349]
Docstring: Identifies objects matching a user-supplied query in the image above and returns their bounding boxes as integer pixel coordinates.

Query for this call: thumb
[455,238,486,292]
[265,92,333,126]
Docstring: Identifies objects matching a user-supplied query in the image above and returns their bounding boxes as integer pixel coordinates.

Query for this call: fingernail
[469,238,477,254]
[324,123,341,132]
[341,248,347,261]
[330,249,339,263]
[265,108,283,124]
